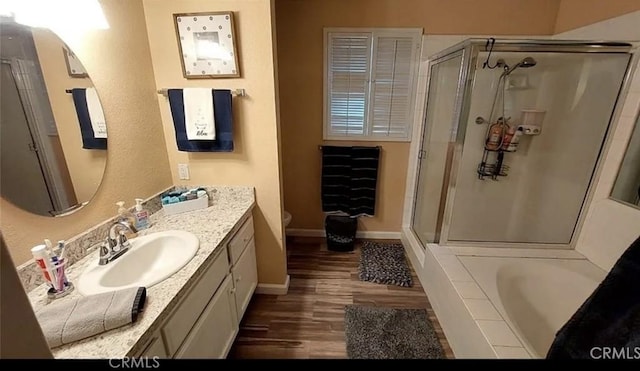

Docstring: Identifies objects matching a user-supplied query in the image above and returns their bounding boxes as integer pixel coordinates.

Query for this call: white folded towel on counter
[85,87,107,139]
[36,287,146,348]
[183,88,216,140]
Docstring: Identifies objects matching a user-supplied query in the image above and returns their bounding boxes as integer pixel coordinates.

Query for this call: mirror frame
[0,19,108,217]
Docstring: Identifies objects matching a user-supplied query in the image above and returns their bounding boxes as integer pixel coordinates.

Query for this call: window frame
[323,27,422,142]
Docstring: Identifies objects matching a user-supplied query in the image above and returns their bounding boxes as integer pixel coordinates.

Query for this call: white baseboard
[256,274,290,295]
[286,228,401,239]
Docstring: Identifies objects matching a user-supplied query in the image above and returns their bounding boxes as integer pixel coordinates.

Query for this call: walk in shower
[411,39,636,247]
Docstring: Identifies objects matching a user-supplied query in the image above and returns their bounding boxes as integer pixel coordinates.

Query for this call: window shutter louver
[369,36,415,138]
[324,29,419,141]
[327,33,372,137]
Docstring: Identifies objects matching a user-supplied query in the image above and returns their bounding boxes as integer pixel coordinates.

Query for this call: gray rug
[344,305,444,359]
[359,241,413,287]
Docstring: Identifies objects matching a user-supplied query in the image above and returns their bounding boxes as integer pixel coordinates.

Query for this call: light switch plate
[178,163,190,180]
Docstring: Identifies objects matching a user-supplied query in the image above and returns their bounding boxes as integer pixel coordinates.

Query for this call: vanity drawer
[162,247,229,355]
[228,216,254,265]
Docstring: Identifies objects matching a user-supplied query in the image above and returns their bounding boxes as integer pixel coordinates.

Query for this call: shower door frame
[412,39,638,249]
[410,47,468,244]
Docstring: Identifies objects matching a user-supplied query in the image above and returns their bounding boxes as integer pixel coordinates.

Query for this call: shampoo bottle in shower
[502,127,516,151]
[486,118,506,151]
[506,127,524,152]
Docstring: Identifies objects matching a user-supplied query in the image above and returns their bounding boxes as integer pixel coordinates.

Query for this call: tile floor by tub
[229,237,454,359]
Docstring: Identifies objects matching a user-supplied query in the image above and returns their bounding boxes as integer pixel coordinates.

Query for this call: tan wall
[143,0,287,285]
[276,0,560,233]
[555,0,640,33]
[32,29,106,203]
[1,0,173,265]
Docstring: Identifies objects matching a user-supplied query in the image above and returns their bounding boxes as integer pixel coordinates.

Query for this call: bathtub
[401,233,608,358]
[459,255,606,357]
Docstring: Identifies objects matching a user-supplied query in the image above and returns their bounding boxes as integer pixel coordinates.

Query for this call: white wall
[555,11,640,271]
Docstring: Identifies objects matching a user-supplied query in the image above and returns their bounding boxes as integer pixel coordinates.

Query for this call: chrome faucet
[99,220,138,265]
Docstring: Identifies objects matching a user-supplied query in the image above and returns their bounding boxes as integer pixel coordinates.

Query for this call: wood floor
[229,237,454,359]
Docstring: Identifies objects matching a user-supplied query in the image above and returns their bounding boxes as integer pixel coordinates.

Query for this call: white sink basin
[77,230,199,295]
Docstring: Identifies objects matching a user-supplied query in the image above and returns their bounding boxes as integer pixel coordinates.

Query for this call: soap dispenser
[116,201,136,225]
[134,198,150,230]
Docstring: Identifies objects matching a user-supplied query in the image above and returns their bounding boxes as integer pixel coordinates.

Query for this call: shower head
[502,57,537,76]
[516,57,537,69]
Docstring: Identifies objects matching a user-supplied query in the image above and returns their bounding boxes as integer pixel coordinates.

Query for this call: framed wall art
[173,11,240,79]
[62,46,88,78]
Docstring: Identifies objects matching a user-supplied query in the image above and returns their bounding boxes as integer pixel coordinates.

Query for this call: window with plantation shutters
[326,33,371,137]
[324,28,421,142]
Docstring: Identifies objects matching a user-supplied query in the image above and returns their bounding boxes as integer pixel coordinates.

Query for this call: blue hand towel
[70,88,107,150]
[167,89,234,152]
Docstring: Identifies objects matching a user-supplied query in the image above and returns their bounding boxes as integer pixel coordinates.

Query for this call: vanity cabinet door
[174,275,239,359]
[232,238,257,320]
[162,248,230,355]
[140,335,167,358]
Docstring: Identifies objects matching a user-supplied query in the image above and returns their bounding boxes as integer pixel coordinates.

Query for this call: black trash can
[325,215,357,252]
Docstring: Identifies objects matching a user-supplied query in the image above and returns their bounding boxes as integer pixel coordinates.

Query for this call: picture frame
[62,46,88,78]
[173,11,240,79]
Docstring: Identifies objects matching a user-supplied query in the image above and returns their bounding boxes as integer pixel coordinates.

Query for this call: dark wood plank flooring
[229,237,454,359]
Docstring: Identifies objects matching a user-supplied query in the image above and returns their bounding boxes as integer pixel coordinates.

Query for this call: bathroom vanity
[140,216,256,358]
[27,186,257,359]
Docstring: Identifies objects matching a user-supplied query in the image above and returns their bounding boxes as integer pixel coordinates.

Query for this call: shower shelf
[484,147,517,153]
[477,162,509,179]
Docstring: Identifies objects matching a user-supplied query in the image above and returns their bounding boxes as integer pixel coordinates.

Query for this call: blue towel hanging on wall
[70,88,107,150]
[167,89,234,152]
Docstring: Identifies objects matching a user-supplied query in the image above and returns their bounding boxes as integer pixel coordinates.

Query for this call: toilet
[283,210,292,228]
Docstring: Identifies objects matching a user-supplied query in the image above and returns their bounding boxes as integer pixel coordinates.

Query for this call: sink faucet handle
[99,240,111,265]
[118,230,131,248]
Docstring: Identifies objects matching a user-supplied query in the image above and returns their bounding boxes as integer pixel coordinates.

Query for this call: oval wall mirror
[0,16,107,217]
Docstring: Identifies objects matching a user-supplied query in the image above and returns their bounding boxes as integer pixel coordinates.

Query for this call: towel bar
[156,88,246,97]
[67,88,247,97]
[64,89,247,97]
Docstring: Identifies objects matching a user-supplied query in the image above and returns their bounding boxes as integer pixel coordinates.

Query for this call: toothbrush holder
[46,259,74,300]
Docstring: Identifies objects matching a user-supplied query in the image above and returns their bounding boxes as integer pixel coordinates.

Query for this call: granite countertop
[27,186,255,358]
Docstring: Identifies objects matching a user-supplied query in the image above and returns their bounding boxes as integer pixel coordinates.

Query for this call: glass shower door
[412,52,464,247]
[445,51,631,244]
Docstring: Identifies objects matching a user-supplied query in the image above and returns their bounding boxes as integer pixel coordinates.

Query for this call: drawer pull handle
[230,288,236,294]
[236,275,242,282]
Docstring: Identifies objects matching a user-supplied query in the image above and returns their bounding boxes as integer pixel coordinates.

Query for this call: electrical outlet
[178,163,190,180]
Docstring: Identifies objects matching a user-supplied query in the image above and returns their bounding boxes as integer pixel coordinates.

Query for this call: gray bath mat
[359,241,413,287]
[344,305,444,359]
